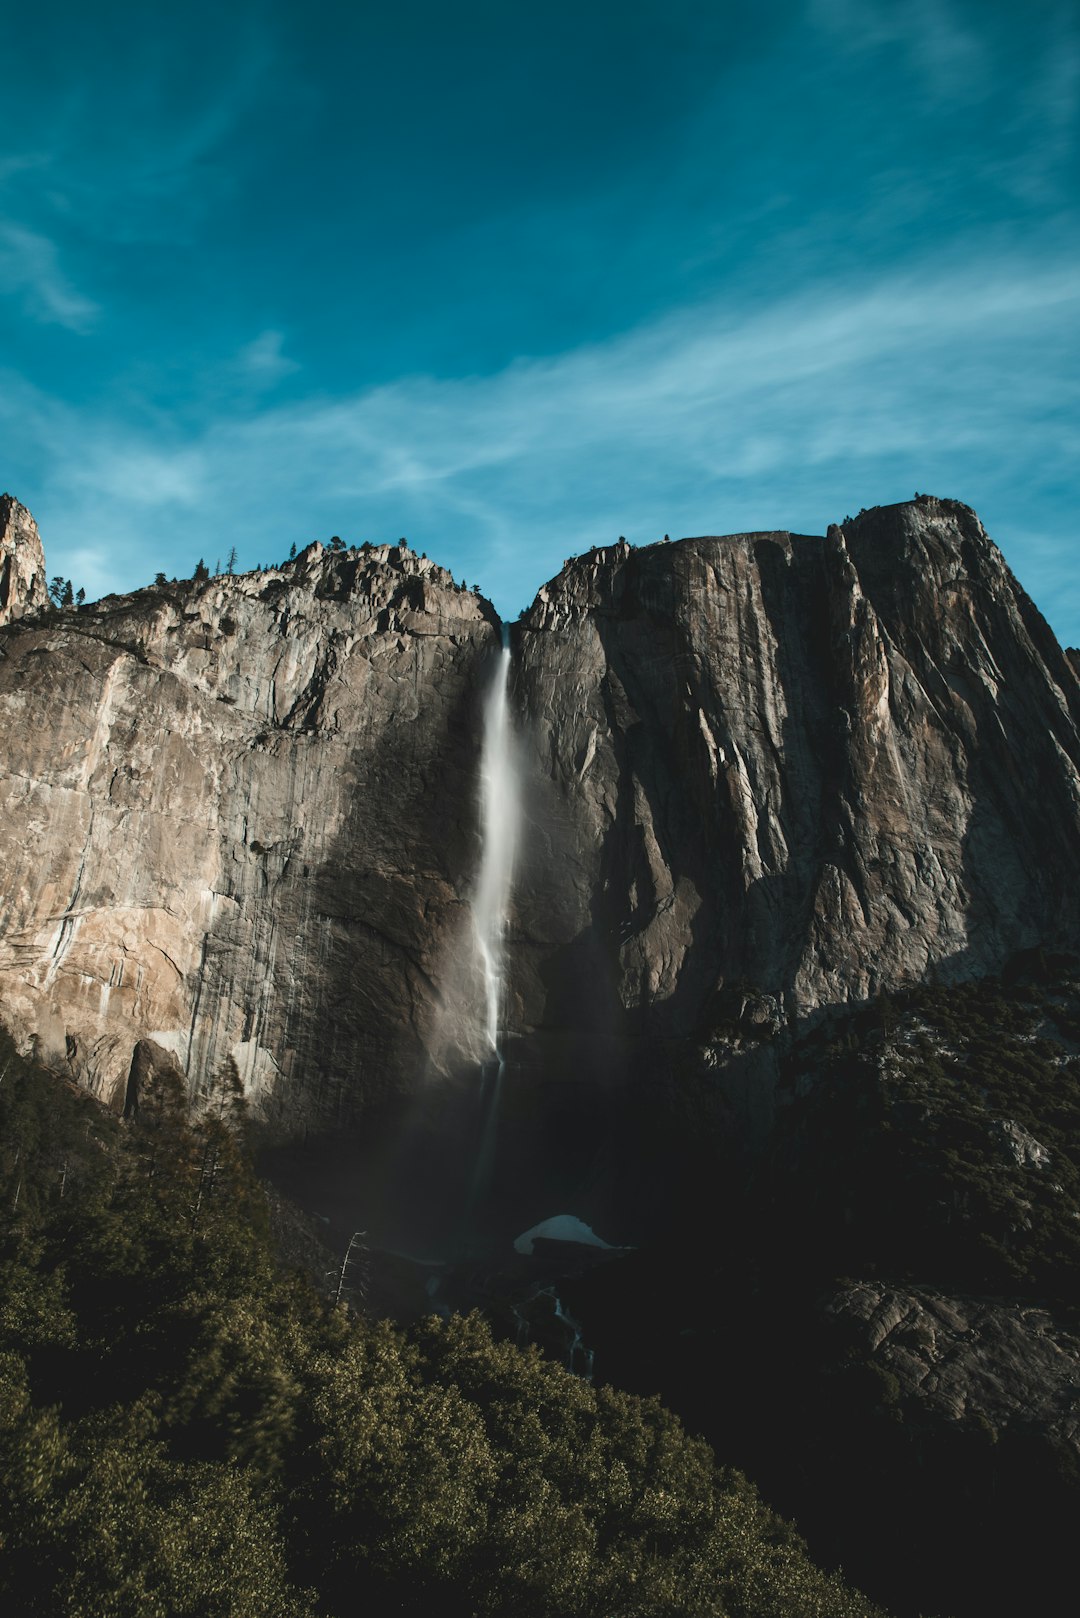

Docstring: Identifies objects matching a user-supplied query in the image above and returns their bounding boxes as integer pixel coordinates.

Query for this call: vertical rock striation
[1,494,1078,1147]
[0,494,48,625]
[510,498,1080,1051]
[0,540,499,1122]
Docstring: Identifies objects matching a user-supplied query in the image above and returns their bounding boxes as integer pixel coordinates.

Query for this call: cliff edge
[1,494,1078,1143]
[511,497,1080,1051]
[0,494,47,625]
[0,538,499,1120]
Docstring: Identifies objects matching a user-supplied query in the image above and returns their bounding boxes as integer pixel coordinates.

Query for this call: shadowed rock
[0,538,498,1122]
[511,496,1080,1048]
[2,494,1079,1155]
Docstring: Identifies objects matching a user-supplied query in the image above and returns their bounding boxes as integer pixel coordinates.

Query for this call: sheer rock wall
[2,495,1079,1136]
[0,542,498,1122]
[509,498,1080,1059]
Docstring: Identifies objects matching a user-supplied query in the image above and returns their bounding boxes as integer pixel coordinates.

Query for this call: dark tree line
[0,1026,883,1618]
[47,577,84,609]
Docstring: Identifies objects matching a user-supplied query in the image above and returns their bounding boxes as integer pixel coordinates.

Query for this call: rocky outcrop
[0,494,47,624]
[510,498,1080,1052]
[824,1281,1080,1445]
[810,1276,1080,1615]
[0,540,499,1121]
[2,493,1080,1147]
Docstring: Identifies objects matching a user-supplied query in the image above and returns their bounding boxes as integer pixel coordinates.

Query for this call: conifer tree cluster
[0,1027,882,1618]
[47,578,83,608]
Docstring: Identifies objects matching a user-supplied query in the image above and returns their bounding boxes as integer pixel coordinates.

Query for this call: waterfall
[473,632,519,1059]
[470,630,520,1203]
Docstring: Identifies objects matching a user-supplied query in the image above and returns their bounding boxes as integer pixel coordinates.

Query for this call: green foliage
[0,1377,312,1617]
[763,959,1080,1308]
[0,1024,883,1618]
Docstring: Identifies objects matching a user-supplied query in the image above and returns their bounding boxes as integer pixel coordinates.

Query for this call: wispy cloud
[3,247,1078,636]
[808,0,992,94]
[808,0,1078,196]
[0,12,277,255]
[0,223,98,332]
[192,256,1074,529]
[236,330,300,386]
[70,446,207,508]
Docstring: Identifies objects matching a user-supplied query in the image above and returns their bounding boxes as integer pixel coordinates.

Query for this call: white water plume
[473,637,520,1058]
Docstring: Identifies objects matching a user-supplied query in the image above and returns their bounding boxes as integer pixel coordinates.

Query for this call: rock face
[1,494,1079,1142]
[510,497,1080,1049]
[811,1277,1080,1616]
[0,494,47,625]
[0,541,499,1120]
[825,1282,1080,1445]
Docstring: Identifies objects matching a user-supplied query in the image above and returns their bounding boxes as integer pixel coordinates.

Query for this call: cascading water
[470,628,521,1204]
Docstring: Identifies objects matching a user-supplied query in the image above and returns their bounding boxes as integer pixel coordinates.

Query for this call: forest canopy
[0,1024,882,1618]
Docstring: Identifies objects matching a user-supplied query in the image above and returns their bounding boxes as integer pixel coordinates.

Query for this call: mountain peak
[0,493,48,626]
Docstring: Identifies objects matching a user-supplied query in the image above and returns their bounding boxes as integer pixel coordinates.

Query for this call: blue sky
[1,0,1077,639]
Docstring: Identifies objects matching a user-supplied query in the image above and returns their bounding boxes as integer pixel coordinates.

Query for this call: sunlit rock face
[510,498,1080,1049]
[0,540,499,1121]
[2,495,1079,1146]
[0,494,48,625]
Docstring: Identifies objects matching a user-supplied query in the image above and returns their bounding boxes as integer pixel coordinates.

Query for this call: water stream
[470,630,521,1203]
[261,628,618,1375]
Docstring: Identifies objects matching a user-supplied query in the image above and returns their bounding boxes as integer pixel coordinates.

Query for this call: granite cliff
[0,535,498,1122]
[1,494,1078,1149]
[0,495,47,626]
[3,492,1080,1617]
[511,497,1080,1038]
